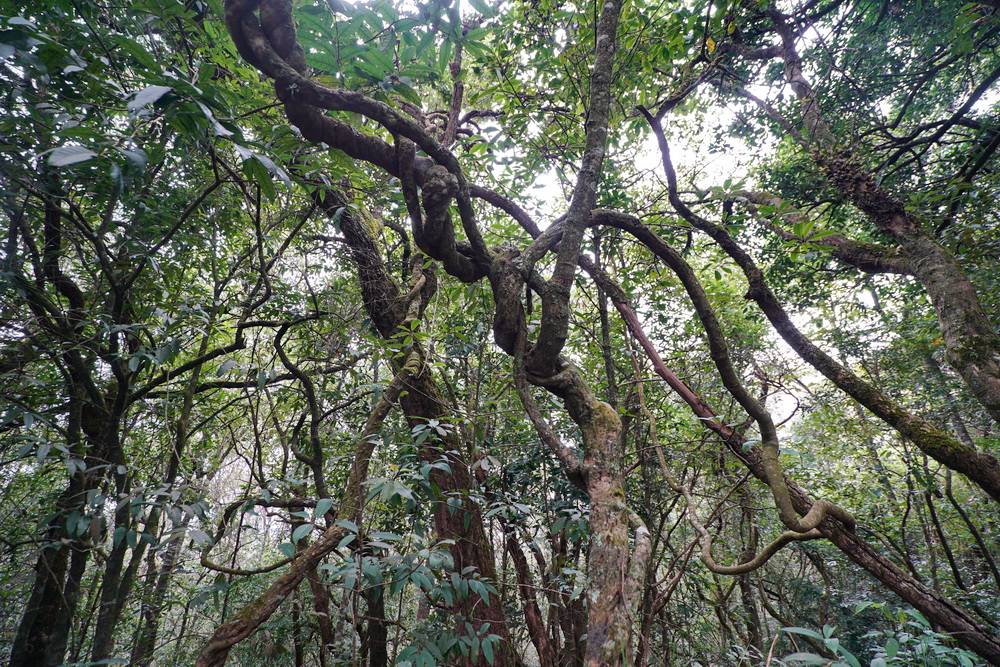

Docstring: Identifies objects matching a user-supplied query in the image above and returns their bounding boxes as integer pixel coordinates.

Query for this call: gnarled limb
[577,209,1000,663]
[594,233,1000,661]
[225,0,491,277]
[491,243,649,666]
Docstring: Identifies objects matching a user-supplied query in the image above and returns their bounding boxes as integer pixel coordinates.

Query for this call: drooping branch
[671,475,823,576]
[593,209,854,534]
[731,7,1000,425]
[640,113,1000,504]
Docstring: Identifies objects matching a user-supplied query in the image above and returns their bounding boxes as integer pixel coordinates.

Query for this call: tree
[1,0,999,665]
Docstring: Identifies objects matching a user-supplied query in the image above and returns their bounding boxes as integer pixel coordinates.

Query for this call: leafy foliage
[1,0,1000,666]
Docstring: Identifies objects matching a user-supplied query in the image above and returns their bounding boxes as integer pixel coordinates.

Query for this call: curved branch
[274,323,328,499]
[593,209,854,534]
[639,113,1000,503]
[224,0,490,274]
[630,349,820,574]
[196,349,417,667]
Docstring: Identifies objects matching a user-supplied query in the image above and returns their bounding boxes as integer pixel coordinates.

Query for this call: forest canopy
[1,0,1000,665]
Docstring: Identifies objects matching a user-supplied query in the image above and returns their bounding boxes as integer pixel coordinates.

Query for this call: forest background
[2,0,1000,666]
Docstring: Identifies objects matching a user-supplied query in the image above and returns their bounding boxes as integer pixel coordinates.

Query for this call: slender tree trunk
[10,384,98,667]
[90,467,131,661]
[505,529,555,667]
[127,332,207,665]
[943,471,1000,591]
[582,456,631,667]
[362,583,388,667]
[924,484,967,590]
[44,545,89,666]
[291,589,304,667]
[130,531,186,667]
[9,447,91,667]
[304,566,333,667]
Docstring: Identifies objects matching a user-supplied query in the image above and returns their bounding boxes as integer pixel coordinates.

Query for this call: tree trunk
[362,582,388,667]
[399,373,514,665]
[581,452,631,666]
[9,454,90,667]
[90,472,131,662]
[10,542,71,667]
[43,545,88,666]
[131,531,186,667]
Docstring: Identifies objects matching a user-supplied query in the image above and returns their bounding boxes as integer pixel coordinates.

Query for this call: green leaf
[783,627,825,640]
[411,571,432,591]
[314,498,334,517]
[782,653,830,665]
[467,0,497,19]
[335,519,359,533]
[292,523,314,544]
[392,81,422,106]
[481,636,495,665]
[188,529,212,547]
[840,650,862,667]
[49,145,97,166]
[216,359,238,376]
[468,578,490,604]
[111,35,160,71]
[369,531,402,541]
[129,84,173,111]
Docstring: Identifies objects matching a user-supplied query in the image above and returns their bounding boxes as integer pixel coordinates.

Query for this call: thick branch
[529,0,623,376]
[750,10,1000,425]
[732,190,910,275]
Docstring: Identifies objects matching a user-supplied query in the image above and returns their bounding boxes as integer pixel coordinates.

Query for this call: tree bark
[131,531,186,667]
[10,542,72,667]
